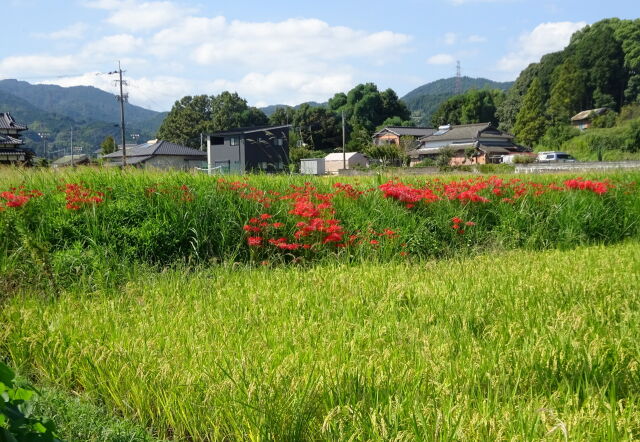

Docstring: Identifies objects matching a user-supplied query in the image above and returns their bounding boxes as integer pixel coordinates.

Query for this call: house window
[275,138,284,147]
[229,137,238,146]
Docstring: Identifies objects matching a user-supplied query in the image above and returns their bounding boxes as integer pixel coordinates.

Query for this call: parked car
[537,151,577,163]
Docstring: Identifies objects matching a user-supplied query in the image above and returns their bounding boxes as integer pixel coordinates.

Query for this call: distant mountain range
[0,79,167,158]
[401,76,514,125]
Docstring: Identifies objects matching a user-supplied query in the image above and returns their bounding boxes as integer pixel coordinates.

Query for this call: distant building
[0,113,31,165]
[103,139,207,169]
[409,123,531,166]
[372,126,435,147]
[571,108,609,130]
[324,152,369,174]
[52,154,90,168]
[300,158,325,175]
[206,125,290,174]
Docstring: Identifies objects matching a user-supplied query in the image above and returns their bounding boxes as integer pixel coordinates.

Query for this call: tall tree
[157,92,268,148]
[513,78,547,147]
[292,104,341,151]
[432,89,504,127]
[100,135,117,155]
[547,60,586,123]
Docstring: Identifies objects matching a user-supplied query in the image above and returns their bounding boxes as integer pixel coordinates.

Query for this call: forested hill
[497,18,640,145]
[0,81,167,157]
[401,76,514,125]
[0,79,164,126]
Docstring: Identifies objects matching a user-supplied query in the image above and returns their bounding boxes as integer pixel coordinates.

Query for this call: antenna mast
[455,60,462,95]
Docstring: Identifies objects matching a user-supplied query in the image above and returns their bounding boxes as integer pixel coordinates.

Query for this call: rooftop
[373,126,435,138]
[420,123,513,142]
[0,113,28,131]
[103,140,207,159]
[571,108,609,121]
[209,124,291,137]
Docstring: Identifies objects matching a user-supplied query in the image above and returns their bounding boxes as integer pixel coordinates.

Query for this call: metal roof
[103,140,207,159]
[0,113,27,131]
[52,154,89,166]
[209,125,291,137]
[570,108,609,121]
[105,156,153,166]
[373,126,435,138]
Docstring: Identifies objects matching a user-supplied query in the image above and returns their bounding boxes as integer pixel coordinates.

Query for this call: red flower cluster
[451,216,475,234]
[379,175,614,208]
[564,177,611,194]
[0,187,42,210]
[63,183,105,210]
[216,178,399,256]
[379,180,440,208]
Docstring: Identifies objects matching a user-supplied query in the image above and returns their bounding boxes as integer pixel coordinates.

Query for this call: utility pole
[109,61,128,167]
[342,110,346,171]
[70,126,74,167]
[455,60,462,95]
[38,131,49,160]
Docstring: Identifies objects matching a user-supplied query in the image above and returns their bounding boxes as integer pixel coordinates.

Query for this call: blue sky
[1,0,637,111]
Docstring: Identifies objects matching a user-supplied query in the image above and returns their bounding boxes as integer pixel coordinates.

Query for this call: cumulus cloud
[85,0,195,31]
[36,23,89,40]
[5,0,413,108]
[443,32,457,45]
[208,71,355,106]
[0,55,78,78]
[36,73,194,111]
[498,21,587,73]
[427,54,456,65]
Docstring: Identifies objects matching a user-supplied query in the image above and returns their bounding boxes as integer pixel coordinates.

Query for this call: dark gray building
[206,125,291,174]
[0,113,30,164]
[103,139,207,169]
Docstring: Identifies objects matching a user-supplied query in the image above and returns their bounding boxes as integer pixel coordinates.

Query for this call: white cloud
[0,55,78,78]
[427,54,456,65]
[85,0,194,31]
[182,18,411,69]
[467,34,487,43]
[81,34,144,58]
[497,21,587,73]
[443,32,457,45]
[36,73,193,111]
[208,71,354,106]
[37,23,89,40]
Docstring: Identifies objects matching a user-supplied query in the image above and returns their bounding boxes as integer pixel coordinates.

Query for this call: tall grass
[1,168,639,295]
[2,242,640,440]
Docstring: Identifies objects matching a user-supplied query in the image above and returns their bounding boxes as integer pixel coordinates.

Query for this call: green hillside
[401,77,513,125]
[0,81,167,158]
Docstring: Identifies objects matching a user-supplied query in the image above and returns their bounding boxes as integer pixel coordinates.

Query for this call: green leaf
[0,364,14,387]
[10,388,33,402]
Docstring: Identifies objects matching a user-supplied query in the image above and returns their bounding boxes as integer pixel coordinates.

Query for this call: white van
[537,151,577,163]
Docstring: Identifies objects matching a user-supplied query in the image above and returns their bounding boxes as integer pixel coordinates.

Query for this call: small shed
[324,152,368,174]
[571,108,609,130]
[300,158,325,175]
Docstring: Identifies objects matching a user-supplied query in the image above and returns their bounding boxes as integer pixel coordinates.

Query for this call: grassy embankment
[2,242,640,440]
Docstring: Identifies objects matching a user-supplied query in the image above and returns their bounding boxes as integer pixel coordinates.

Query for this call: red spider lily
[63,183,105,210]
[451,217,463,224]
[370,239,379,245]
[260,213,272,220]
[465,221,476,226]
[272,222,285,228]
[247,236,263,246]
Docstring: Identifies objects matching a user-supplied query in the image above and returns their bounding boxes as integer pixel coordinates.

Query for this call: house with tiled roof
[0,113,31,164]
[372,126,435,147]
[409,122,532,166]
[103,139,207,169]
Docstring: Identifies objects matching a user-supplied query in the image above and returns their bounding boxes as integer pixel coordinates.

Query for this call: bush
[512,155,536,164]
[477,163,515,173]
[413,158,436,167]
[537,125,581,151]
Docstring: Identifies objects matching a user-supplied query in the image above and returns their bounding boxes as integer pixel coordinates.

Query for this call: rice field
[1,168,640,440]
[2,242,640,440]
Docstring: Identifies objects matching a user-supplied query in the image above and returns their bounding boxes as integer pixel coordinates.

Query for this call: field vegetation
[1,168,640,440]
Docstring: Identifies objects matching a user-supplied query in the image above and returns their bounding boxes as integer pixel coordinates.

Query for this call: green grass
[3,242,640,440]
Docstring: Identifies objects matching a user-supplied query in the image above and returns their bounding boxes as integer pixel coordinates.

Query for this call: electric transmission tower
[455,60,462,95]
